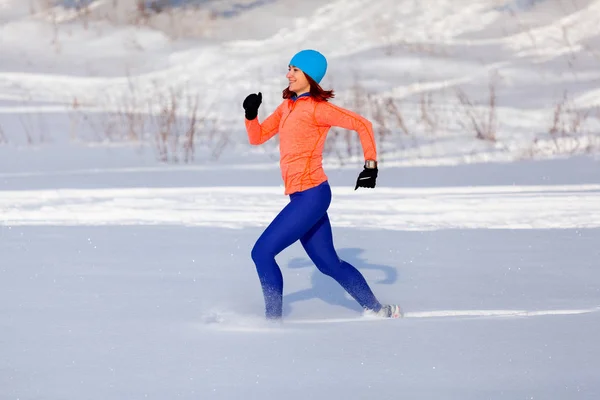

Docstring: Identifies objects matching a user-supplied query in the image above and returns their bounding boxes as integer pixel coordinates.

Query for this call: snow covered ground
[3,157,600,400]
[4,222,599,400]
[2,0,600,399]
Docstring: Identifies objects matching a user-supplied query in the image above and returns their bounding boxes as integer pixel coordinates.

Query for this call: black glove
[354,165,378,190]
[243,92,262,120]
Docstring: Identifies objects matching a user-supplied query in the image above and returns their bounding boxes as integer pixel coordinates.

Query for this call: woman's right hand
[243,92,262,120]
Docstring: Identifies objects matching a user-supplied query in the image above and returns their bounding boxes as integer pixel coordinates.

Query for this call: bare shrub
[146,87,203,163]
[384,97,410,136]
[545,91,596,154]
[64,82,225,163]
[182,92,199,163]
[372,95,415,161]
[419,91,438,135]
[455,75,498,142]
[523,92,600,158]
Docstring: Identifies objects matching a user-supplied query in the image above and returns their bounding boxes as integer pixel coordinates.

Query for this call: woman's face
[286,65,310,95]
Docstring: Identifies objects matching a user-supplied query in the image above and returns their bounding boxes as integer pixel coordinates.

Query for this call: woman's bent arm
[245,102,285,145]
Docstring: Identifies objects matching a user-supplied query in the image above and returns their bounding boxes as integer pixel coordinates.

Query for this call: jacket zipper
[281,98,302,129]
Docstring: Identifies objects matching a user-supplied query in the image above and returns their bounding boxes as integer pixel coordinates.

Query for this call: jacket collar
[291,92,311,102]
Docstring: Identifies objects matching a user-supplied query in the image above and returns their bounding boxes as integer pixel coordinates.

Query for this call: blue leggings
[251,181,382,319]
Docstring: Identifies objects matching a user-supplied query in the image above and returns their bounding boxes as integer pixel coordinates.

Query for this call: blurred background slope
[0,0,599,165]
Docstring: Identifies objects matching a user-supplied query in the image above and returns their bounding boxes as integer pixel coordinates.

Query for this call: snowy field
[2,159,600,400]
[2,0,600,399]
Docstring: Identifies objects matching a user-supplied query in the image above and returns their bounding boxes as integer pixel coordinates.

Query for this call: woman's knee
[251,238,274,265]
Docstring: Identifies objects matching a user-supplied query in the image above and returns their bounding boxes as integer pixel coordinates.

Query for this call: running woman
[243,49,401,320]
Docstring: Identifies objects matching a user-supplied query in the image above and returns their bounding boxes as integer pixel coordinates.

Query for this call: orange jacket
[245,96,377,195]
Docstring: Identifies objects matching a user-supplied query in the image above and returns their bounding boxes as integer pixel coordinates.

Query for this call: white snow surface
[2,1,600,399]
[3,157,600,400]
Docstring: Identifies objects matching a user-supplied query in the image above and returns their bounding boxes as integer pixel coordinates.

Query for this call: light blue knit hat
[289,49,327,84]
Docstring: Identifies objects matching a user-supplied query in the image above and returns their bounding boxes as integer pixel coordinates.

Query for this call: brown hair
[283,73,335,102]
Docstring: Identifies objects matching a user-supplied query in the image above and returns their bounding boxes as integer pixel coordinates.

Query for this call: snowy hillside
[1,0,600,166]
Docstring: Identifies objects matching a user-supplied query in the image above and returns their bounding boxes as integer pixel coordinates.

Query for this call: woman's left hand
[354,166,378,190]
